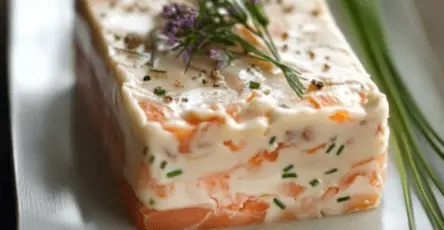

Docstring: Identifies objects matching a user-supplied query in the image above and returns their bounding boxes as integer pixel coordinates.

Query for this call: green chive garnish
[249,81,261,89]
[283,164,294,172]
[148,155,155,164]
[325,168,338,174]
[149,68,167,73]
[160,161,167,170]
[149,199,155,206]
[337,196,350,203]
[309,179,320,187]
[282,173,297,178]
[273,198,286,209]
[269,136,276,145]
[143,75,151,81]
[326,143,336,153]
[166,169,183,178]
[154,87,166,96]
[336,144,345,156]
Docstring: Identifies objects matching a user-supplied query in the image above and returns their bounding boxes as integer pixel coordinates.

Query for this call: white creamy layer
[81,0,390,219]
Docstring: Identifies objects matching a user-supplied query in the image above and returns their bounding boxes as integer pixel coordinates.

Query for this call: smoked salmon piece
[76,0,389,229]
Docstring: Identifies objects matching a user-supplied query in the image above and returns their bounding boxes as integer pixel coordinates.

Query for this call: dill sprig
[158,0,305,97]
[341,1,444,229]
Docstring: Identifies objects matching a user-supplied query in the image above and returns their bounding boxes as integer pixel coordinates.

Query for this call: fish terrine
[75,0,390,229]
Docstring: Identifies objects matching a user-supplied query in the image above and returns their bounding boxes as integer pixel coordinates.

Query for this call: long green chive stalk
[340,1,444,229]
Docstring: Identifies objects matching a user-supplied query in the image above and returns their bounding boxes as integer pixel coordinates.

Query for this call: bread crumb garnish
[308,50,316,60]
[311,8,321,17]
[322,63,331,72]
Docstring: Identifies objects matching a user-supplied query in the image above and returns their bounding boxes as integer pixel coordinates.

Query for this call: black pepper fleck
[163,95,173,103]
[308,50,316,60]
[143,75,151,81]
[281,44,289,52]
[322,63,331,72]
[311,79,324,90]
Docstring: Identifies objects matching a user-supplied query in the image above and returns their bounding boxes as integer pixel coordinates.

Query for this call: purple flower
[162,21,180,45]
[176,13,197,29]
[162,5,176,18]
[161,3,197,46]
[209,49,229,68]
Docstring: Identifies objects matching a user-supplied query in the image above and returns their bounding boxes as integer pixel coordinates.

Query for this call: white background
[10,0,444,229]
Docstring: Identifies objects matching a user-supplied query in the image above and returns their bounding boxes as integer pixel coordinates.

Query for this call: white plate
[10,0,444,229]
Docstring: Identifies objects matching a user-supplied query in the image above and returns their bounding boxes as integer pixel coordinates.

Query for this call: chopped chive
[325,168,338,174]
[154,87,166,96]
[282,173,297,178]
[273,198,286,209]
[280,104,290,108]
[150,68,167,73]
[148,155,155,164]
[149,199,155,206]
[283,164,294,172]
[336,144,345,156]
[249,81,261,89]
[269,136,276,145]
[166,169,183,178]
[337,196,350,203]
[143,75,151,81]
[160,161,167,169]
[309,179,320,187]
[326,143,336,153]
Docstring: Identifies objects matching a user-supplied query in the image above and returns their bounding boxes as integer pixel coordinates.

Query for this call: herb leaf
[157,0,305,97]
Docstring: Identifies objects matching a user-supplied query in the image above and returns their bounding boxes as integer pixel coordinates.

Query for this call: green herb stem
[273,198,286,209]
[282,173,297,179]
[341,1,444,228]
[283,164,294,172]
